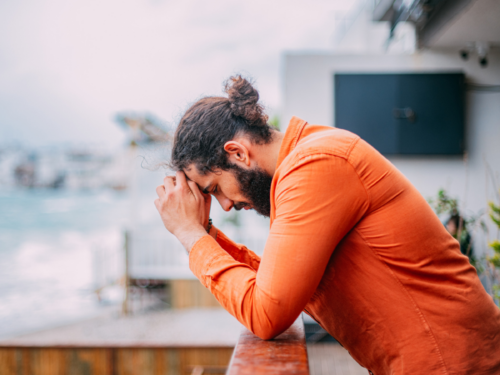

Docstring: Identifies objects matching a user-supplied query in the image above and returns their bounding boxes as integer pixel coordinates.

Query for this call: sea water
[0,164,271,339]
[0,188,128,338]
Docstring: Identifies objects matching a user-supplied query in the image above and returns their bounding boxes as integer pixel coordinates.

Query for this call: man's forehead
[183,167,215,192]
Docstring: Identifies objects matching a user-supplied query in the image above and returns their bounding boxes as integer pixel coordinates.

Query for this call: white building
[282,0,500,257]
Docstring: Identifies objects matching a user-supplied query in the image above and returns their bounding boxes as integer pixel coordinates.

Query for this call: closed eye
[201,184,211,195]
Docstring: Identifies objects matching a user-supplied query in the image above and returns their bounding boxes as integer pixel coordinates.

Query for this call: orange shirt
[189,117,500,374]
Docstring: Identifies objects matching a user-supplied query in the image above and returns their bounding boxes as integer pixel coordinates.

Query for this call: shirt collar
[276,116,308,170]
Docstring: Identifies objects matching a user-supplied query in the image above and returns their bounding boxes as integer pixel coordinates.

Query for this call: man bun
[172,74,273,174]
[224,75,268,127]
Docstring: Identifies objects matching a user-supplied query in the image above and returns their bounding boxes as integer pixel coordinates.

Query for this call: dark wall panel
[334,73,465,155]
[335,74,399,154]
[397,73,464,155]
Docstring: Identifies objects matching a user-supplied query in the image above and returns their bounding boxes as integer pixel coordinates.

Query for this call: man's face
[184,163,273,217]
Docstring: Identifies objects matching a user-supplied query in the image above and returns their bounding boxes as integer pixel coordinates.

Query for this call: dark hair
[171,75,273,174]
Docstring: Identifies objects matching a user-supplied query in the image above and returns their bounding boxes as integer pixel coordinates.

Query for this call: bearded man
[154,75,500,374]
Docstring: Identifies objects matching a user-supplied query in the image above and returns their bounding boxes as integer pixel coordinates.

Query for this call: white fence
[92,229,268,292]
[129,231,194,280]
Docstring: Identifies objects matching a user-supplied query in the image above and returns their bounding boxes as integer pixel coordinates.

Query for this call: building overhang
[373,0,500,52]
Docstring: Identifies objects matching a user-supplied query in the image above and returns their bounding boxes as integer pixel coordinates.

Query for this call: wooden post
[122,230,130,315]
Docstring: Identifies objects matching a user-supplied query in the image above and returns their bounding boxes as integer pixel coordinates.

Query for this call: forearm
[189,235,288,339]
[214,227,261,271]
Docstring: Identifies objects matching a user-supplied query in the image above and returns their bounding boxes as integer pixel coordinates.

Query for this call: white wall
[282,50,500,254]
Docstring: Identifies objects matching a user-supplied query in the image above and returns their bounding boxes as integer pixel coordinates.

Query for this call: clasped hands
[155,171,212,252]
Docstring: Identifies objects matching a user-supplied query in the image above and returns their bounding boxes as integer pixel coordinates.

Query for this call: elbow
[248,312,297,340]
[252,325,285,341]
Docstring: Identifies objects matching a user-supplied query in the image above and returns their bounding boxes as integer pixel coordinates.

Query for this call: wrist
[174,223,205,239]
[175,225,207,253]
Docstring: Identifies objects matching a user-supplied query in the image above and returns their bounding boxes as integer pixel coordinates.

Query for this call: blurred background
[0,0,499,374]
[0,0,353,338]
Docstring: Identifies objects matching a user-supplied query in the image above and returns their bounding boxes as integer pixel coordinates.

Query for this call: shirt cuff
[189,234,227,288]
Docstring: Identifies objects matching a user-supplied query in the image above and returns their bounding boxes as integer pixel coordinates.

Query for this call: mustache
[234,202,251,211]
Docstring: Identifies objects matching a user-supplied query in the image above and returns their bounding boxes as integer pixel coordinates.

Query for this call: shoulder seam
[346,135,361,159]
[290,152,371,211]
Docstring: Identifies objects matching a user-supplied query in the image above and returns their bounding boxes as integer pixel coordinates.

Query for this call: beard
[229,164,273,217]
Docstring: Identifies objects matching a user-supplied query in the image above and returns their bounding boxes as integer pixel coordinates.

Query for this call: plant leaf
[490,240,500,254]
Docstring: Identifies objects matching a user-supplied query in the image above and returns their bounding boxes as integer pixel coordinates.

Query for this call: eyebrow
[184,174,211,194]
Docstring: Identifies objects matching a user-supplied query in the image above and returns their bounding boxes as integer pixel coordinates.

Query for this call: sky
[0,0,355,149]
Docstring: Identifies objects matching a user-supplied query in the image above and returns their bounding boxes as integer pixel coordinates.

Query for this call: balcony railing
[226,317,310,375]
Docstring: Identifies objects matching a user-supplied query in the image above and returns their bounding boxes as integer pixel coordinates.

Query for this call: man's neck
[253,130,285,177]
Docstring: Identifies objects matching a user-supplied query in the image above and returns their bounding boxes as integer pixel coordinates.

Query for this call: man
[155,76,500,374]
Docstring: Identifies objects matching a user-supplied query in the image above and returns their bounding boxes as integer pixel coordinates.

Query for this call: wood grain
[227,317,310,375]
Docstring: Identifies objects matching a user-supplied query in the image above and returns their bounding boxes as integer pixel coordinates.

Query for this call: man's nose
[216,196,234,211]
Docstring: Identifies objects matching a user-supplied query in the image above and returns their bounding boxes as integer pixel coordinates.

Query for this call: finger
[156,185,166,198]
[187,179,203,200]
[154,198,160,210]
[163,176,175,192]
[175,171,188,190]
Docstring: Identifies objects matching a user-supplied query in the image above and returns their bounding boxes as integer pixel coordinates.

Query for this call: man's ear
[224,141,251,167]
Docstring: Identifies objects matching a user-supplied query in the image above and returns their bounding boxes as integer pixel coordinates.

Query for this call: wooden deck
[0,309,242,375]
[0,309,368,375]
[0,309,241,348]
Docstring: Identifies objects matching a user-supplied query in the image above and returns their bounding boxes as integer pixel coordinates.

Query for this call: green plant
[269,116,280,131]
[428,189,482,267]
[487,200,500,303]
[428,189,459,216]
[223,210,241,228]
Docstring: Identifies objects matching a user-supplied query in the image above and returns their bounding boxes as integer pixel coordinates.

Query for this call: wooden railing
[226,317,310,375]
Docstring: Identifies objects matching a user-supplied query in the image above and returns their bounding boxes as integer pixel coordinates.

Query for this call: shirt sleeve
[189,153,369,339]
[214,227,261,271]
